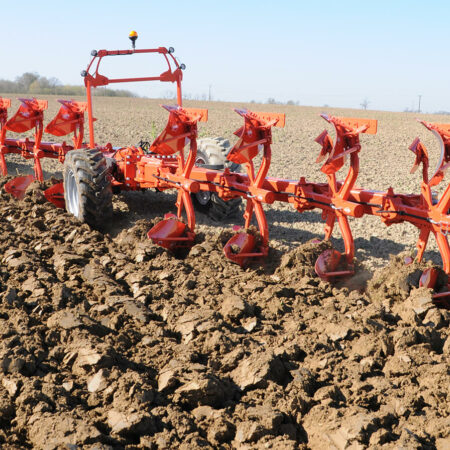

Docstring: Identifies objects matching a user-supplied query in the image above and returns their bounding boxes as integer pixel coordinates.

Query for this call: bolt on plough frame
[0,32,449,308]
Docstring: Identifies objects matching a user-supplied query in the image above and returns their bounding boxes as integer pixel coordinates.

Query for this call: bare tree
[15,72,39,92]
[360,98,370,110]
[163,90,176,100]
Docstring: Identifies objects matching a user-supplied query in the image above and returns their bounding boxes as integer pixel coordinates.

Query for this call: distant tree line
[266,98,299,106]
[0,72,137,97]
[173,91,302,106]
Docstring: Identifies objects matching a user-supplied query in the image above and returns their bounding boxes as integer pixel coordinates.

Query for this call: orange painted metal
[0,98,11,110]
[419,267,439,289]
[83,46,184,147]
[5,98,48,133]
[4,175,35,200]
[315,249,340,277]
[3,38,450,305]
[149,105,203,156]
[43,183,65,209]
[183,108,208,123]
[147,213,194,249]
[45,100,87,151]
[337,117,378,135]
[223,232,259,266]
[222,109,284,264]
[419,267,450,308]
[244,111,286,128]
[409,137,429,181]
[5,98,47,181]
[328,120,450,301]
[130,105,206,247]
[311,114,377,278]
[1,98,85,202]
[416,121,450,187]
[0,97,12,176]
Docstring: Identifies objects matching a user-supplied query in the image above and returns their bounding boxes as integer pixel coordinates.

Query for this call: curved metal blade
[419,267,439,289]
[4,175,35,200]
[44,182,65,209]
[315,249,342,280]
[223,232,258,267]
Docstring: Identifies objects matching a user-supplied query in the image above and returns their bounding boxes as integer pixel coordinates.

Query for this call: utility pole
[418,94,422,113]
[208,85,212,102]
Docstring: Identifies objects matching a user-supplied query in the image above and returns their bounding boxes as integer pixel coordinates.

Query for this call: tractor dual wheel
[63,149,113,229]
[193,137,242,221]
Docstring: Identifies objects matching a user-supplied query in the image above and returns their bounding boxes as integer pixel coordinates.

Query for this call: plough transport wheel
[63,149,112,230]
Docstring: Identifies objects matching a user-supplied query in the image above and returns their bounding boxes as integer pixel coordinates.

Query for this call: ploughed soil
[0,180,448,449]
[0,97,449,448]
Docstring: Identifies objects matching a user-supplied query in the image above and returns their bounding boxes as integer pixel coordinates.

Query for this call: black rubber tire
[63,149,113,230]
[193,138,242,221]
[195,137,237,170]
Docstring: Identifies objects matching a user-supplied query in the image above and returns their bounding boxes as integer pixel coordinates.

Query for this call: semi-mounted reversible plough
[1,32,449,308]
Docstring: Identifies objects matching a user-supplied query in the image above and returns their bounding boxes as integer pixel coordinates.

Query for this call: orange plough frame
[1,38,450,308]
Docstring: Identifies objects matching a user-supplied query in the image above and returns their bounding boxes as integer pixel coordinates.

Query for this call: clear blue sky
[1,0,449,112]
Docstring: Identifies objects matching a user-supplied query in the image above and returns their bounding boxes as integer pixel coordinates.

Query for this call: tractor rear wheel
[63,149,113,229]
[193,137,242,221]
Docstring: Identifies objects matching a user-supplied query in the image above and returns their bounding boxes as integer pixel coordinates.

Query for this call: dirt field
[0,95,449,448]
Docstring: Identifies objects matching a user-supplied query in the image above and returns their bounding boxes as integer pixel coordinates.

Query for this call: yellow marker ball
[129,31,138,38]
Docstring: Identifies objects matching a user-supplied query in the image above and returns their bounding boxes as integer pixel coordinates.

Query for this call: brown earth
[0,96,449,448]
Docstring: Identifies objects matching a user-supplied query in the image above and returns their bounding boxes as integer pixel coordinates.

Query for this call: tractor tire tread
[63,149,112,230]
[192,137,242,222]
